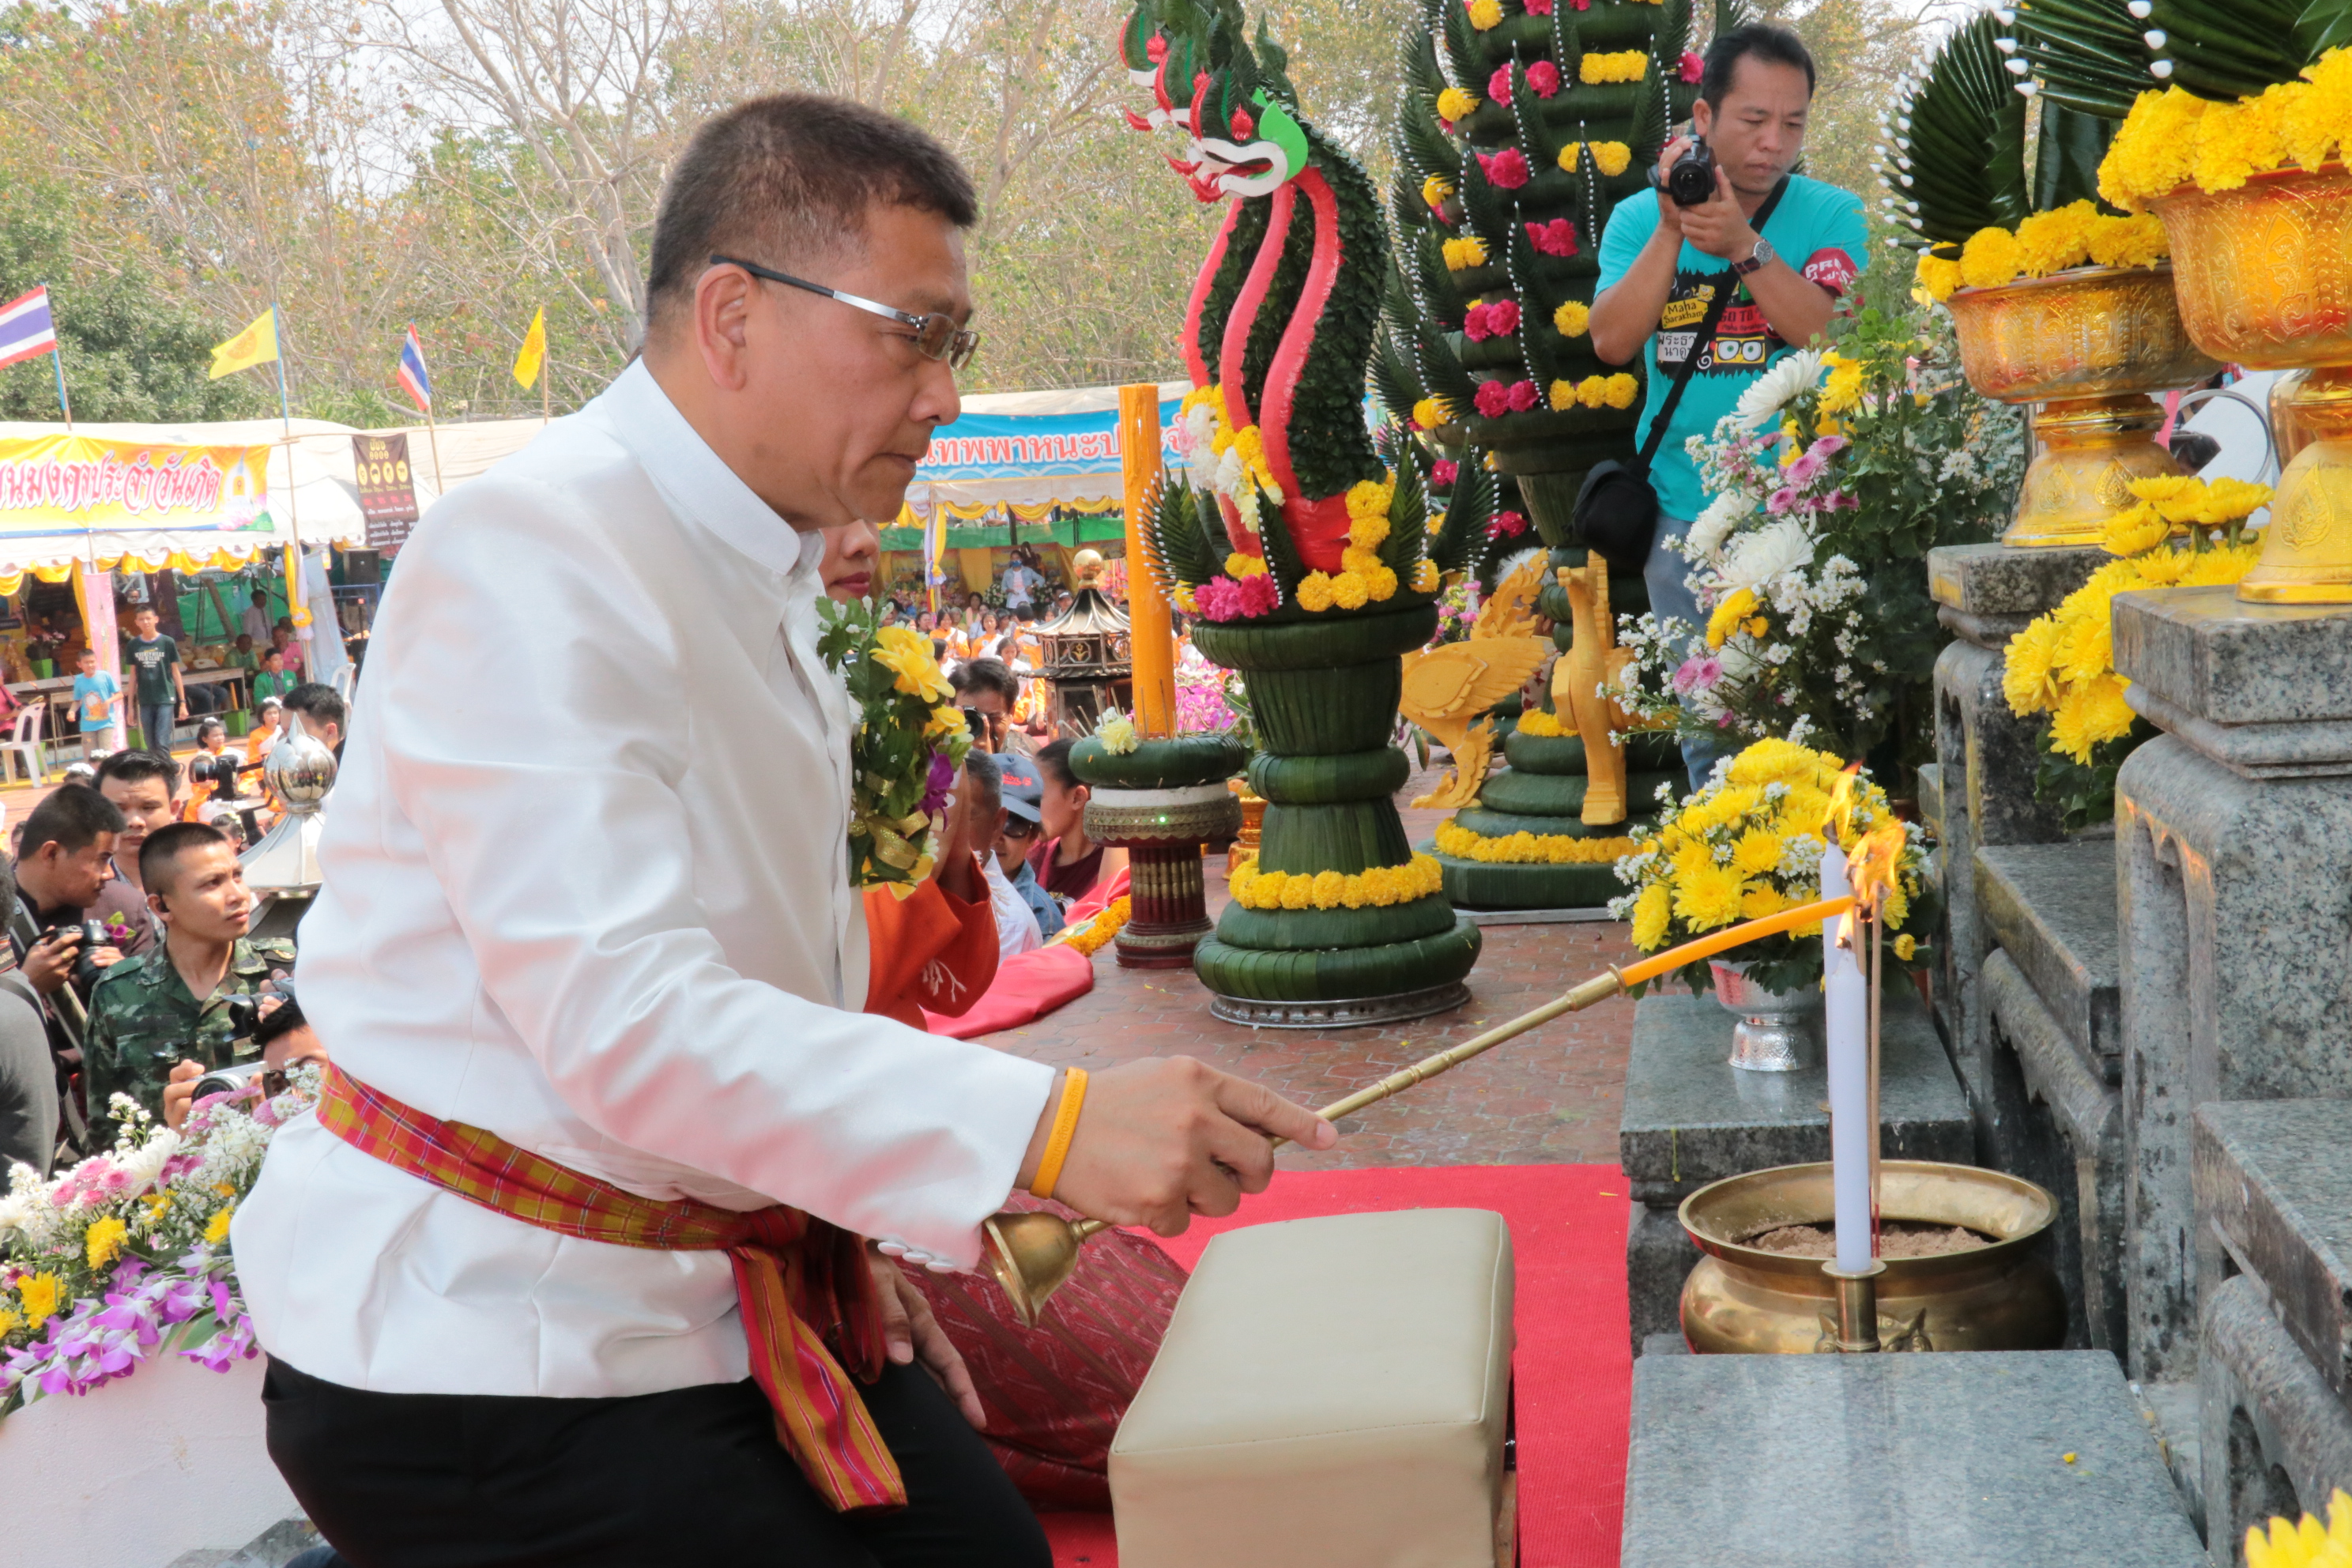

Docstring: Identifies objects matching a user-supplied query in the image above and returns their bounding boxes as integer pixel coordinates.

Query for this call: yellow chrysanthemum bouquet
[1607,738,1933,997]
[816,597,975,893]
[2243,1488,2352,1568]
[2002,475,2270,824]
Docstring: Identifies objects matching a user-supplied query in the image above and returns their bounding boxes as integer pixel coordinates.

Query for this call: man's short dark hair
[951,658,1020,707]
[962,749,1002,820]
[18,784,125,860]
[140,820,231,895]
[95,748,181,796]
[644,94,979,334]
[1701,23,1815,109]
[283,682,346,734]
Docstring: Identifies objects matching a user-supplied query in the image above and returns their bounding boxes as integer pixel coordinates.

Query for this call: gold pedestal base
[2244,368,2352,605]
[2003,394,2189,548]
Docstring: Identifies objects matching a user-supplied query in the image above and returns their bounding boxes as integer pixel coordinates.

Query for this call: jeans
[1642,514,1735,793]
[138,703,175,752]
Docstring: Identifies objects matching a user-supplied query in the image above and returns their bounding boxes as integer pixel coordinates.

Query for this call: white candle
[1821,844,1873,1272]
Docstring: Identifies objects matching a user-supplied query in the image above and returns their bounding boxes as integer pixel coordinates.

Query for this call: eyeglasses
[707,253,979,371]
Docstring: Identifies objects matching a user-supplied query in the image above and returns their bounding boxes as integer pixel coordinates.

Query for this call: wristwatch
[1732,237,1775,276]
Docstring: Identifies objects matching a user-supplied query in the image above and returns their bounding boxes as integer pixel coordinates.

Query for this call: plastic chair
[0,702,46,785]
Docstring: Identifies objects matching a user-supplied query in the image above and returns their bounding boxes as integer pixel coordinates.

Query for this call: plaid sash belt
[316,1065,906,1512]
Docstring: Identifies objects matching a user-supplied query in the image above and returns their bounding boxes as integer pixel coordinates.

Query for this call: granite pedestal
[1616,988,1973,1351]
[1974,842,2126,1354]
[1927,544,2105,1148]
[1622,1351,2204,1568]
[2191,1102,2352,1561]
[2112,587,2352,1390]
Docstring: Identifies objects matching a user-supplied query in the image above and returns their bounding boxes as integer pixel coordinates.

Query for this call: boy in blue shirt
[1592,22,1867,786]
[72,646,121,758]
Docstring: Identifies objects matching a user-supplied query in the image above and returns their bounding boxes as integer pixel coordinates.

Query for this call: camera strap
[1634,175,1790,475]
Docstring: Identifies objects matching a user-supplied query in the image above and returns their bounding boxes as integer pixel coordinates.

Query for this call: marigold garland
[1917,204,2169,302]
[1229,853,1446,910]
[1548,372,1639,412]
[1556,141,1633,176]
[1052,896,1132,958]
[1434,820,1638,865]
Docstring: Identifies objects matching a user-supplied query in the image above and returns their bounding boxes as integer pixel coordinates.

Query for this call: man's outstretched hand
[1017,1057,1339,1236]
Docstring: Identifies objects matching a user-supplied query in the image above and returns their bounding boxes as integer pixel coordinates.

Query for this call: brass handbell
[978,890,1863,1325]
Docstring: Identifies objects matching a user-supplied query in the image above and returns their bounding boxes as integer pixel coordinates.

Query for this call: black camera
[1650,136,1717,206]
[224,993,262,1041]
[51,918,111,987]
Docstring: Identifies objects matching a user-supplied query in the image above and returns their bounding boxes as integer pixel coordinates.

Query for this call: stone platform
[1623,1351,2204,1568]
[1616,988,1973,1349]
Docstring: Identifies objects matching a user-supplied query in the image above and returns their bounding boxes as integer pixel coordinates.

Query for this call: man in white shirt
[234,93,1332,1567]
[239,588,272,647]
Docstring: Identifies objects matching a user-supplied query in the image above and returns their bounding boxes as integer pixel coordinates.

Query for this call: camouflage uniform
[84,936,297,1130]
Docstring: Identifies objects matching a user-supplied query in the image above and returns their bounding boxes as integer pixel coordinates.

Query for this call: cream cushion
[1109,1208,1515,1568]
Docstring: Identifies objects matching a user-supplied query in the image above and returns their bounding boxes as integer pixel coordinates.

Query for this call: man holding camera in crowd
[9,785,130,1058]
[1590,22,1867,787]
[83,820,292,1133]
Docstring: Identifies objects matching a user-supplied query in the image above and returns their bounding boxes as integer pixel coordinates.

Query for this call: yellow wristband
[1028,1067,1088,1202]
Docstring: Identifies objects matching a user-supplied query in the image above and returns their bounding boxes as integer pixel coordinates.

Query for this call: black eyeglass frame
[707,253,979,371]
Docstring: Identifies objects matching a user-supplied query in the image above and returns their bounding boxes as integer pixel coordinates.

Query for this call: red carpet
[1038,1162,1631,1568]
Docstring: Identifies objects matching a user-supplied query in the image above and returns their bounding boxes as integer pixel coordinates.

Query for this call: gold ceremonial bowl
[1676,1160,2068,1355]
[1945,266,2219,549]
[2156,165,2352,601]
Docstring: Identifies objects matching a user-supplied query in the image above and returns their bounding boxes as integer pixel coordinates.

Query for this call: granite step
[1974,841,2120,1084]
[1623,1351,2204,1568]
[2195,1100,2352,1419]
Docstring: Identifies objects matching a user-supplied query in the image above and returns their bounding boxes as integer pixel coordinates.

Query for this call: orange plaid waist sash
[315,1065,906,1512]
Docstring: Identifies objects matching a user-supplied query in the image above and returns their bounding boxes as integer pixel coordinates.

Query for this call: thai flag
[396,326,432,413]
[0,287,58,372]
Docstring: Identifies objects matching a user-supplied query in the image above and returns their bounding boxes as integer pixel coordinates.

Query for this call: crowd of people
[0,677,349,1178]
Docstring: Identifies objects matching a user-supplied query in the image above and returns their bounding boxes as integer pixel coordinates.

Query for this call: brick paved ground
[983,761,1644,1173]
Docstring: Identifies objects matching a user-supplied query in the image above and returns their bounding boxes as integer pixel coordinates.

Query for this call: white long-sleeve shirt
[233,361,1056,1398]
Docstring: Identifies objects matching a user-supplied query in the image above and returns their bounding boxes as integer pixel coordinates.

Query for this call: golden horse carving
[1550,557,1641,827]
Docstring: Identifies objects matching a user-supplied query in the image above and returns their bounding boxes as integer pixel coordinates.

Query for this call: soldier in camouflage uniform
[82,820,294,1132]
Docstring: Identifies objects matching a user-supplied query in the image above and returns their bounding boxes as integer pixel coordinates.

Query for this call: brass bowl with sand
[1675,1160,2067,1355]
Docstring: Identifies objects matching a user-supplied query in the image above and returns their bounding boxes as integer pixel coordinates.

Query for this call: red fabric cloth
[861,862,998,1029]
[1063,865,1129,926]
[922,944,1094,1038]
[314,1067,905,1513]
[910,1193,1186,1510]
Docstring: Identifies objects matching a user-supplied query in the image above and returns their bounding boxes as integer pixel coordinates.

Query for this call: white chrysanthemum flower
[1733,349,1825,429]
[1718,518,1815,592]
[1685,491,1753,562]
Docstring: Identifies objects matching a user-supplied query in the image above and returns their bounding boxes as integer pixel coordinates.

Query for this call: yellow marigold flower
[1707,587,1758,649]
[1894,934,1918,962]
[1279,874,1314,910]
[1345,478,1393,521]
[1225,551,1268,578]
[2015,200,2099,277]
[1296,571,1336,612]
[2192,87,2292,196]
[2086,213,2168,270]
[1818,354,1865,415]
[1312,869,1348,907]
[1442,236,1490,272]
[1913,252,1964,303]
[1581,50,1648,85]
[1557,141,1584,172]
[1173,585,1198,613]
[2099,86,2206,209]
[872,626,954,703]
[2102,501,2172,557]
[1412,396,1453,430]
[1577,375,1610,408]
[205,1205,236,1246]
[1413,559,1442,593]
[1959,226,2022,290]
[1549,379,1580,413]
[1366,565,1400,601]
[1673,864,1747,933]
[1592,141,1632,176]
[1516,707,1566,737]
[1342,545,1381,574]
[1466,0,1502,30]
[86,1214,130,1268]
[1602,373,1639,409]
[1554,300,1590,337]
[1422,174,1455,208]
[17,1272,61,1330]
[1435,86,1479,123]
[1730,827,1784,876]
[1329,571,1368,609]
[1630,881,1672,949]
[1348,514,1390,549]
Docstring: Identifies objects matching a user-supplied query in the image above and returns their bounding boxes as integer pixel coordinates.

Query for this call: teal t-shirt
[1596,174,1868,522]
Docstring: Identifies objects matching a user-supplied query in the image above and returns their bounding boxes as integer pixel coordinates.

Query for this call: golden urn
[2156,164,2352,603]
[1945,266,2221,549]
[1676,1160,2068,1355]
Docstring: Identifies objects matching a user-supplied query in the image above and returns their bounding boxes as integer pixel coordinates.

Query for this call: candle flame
[1822,761,1865,848]
[1837,824,1908,949]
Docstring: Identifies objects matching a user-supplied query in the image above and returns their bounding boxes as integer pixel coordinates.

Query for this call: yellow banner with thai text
[0,433,275,534]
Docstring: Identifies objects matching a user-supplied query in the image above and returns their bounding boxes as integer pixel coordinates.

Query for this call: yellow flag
[209,307,278,381]
[513,307,547,390]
